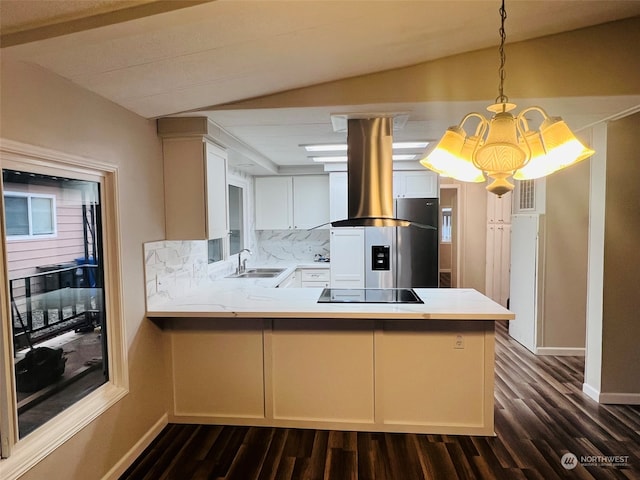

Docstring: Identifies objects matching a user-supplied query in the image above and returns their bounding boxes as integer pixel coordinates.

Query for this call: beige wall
[0,58,167,479]
[541,157,590,349]
[601,112,640,395]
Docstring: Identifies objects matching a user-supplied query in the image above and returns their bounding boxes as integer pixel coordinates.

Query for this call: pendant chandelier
[420,0,595,196]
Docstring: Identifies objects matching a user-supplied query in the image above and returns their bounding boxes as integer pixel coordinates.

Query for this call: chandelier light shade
[420,0,595,196]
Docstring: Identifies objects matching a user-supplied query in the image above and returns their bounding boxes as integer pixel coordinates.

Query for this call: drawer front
[300,269,330,282]
[301,280,330,288]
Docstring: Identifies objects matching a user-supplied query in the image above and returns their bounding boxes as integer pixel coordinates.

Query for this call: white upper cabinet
[162,138,229,240]
[255,175,329,230]
[329,171,348,222]
[293,175,330,229]
[393,170,439,198]
[206,143,230,239]
[255,176,293,230]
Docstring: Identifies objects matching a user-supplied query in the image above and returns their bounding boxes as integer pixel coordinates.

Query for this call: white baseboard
[535,347,585,356]
[582,383,601,402]
[582,384,640,405]
[102,413,168,480]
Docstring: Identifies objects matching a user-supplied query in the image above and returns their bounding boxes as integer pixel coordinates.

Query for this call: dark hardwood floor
[120,321,640,479]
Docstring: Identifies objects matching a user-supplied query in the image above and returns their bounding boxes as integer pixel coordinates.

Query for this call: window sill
[1,383,128,480]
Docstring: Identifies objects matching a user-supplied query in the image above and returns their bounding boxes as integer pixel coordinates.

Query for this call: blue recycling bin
[75,257,97,288]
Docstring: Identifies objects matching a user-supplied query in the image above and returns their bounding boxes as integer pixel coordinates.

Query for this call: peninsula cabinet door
[270,319,375,424]
[169,318,265,419]
[376,320,493,434]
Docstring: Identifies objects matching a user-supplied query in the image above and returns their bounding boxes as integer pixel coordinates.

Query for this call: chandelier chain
[496,0,508,104]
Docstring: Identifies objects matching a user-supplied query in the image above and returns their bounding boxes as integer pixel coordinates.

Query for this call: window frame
[0,139,128,478]
[440,206,452,244]
[3,191,57,240]
[227,174,249,260]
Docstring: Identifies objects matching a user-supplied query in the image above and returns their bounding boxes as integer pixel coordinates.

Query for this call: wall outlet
[454,334,465,349]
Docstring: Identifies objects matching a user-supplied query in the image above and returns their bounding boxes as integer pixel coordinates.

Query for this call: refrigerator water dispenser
[371,245,390,270]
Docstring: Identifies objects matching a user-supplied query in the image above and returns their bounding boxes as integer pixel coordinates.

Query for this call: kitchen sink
[245,268,285,274]
[225,268,285,279]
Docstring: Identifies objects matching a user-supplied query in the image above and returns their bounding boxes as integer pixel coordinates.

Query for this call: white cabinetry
[330,228,365,288]
[299,268,330,288]
[255,176,292,230]
[278,270,301,288]
[485,192,512,307]
[331,170,439,223]
[278,268,330,288]
[393,170,438,198]
[163,138,228,240]
[329,171,348,222]
[294,176,330,229]
[255,175,329,230]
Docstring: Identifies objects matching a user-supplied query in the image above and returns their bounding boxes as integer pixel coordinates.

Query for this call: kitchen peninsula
[147,269,514,437]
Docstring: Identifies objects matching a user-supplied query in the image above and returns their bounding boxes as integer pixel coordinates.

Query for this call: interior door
[508,214,539,352]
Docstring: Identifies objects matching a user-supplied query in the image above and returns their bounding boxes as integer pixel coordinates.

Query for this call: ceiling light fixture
[311,153,418,163]
[420,0,595,196]
[304,141,428,152]
[304,144,347,152]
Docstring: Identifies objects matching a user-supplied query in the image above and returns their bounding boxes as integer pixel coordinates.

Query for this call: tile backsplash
[144,240,211,304]
[255,230,330,264]
[144,229,330,304]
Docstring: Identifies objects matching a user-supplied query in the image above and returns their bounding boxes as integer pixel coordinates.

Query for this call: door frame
[439,184,461,288]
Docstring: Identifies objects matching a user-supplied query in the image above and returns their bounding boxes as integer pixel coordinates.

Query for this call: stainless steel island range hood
[331,116,413,228]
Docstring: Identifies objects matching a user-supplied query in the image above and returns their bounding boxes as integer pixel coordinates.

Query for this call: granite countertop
[146,268,515,320]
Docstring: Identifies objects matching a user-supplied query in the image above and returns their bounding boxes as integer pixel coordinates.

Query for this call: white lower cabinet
[300,268,330,287]
[278,267,330,288]
[277,270,300,288]
[330,228,365,288]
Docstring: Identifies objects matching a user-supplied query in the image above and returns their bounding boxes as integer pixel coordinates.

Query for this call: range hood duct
[332,117,411,228]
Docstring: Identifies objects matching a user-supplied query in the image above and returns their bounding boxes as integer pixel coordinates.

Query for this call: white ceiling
[2,0,640,174]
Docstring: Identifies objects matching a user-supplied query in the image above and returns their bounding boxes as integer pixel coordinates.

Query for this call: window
[208,238,223,263]
[4,193,56,238]
[3,169,107,440]
[0,141,127,473]
[441,207,452,243]
[228,184,244,255]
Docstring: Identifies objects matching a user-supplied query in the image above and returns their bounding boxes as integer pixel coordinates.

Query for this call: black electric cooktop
[318,288,423,304]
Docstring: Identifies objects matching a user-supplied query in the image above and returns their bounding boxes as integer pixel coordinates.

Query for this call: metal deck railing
[9,264,103,350]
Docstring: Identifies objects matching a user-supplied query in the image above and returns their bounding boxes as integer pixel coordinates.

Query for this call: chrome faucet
[237,248,252,274]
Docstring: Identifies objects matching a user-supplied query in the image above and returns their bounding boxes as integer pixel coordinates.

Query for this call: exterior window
[441,207,452,243]
[4,193,55,238]
[3,170,106,439]
[1,143,127,469]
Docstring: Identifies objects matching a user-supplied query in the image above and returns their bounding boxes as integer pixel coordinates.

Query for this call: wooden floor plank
[120,322,640,480]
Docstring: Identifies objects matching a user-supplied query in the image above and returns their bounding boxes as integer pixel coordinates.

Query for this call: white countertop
[146,266,514,320]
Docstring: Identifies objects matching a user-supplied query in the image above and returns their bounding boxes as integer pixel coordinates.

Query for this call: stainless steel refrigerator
[365,198,439,288]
